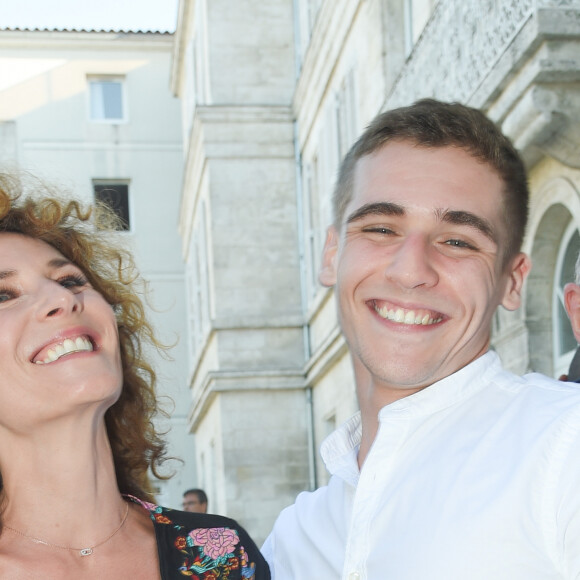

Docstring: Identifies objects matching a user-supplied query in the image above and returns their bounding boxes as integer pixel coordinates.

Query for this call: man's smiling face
[320,141,530,399]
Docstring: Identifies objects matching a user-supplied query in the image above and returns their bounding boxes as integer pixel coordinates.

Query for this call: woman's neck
[0,416,125,544]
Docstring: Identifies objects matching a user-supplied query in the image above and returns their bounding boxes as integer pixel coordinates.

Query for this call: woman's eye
[0,289,16,303]
[57,274,88,289]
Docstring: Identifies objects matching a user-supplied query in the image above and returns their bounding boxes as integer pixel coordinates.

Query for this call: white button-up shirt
[262,352,580,579]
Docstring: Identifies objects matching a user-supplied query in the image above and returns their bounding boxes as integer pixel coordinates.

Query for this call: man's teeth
[35,337,94,364]
[375,305,442,325]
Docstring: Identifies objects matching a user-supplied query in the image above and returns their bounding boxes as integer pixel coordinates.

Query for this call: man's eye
[364,227,395,235]
[57,274,88,289]
[445,239,476,249]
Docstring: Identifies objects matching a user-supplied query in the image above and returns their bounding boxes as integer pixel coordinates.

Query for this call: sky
[0,0,179,33]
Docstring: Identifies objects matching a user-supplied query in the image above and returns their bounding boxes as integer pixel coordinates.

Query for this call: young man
[262,100,580,579]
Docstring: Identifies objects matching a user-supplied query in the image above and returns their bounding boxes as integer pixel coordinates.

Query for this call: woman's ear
[319,226,339,287]
[500,252,531,311]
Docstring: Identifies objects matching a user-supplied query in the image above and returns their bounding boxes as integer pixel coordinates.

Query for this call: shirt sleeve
[551,409,580,578]
[261,531,276,580]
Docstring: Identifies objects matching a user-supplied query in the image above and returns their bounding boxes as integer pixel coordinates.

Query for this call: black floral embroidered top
[130,497,270,579]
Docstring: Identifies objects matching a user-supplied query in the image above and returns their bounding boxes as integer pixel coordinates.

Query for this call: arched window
[553,221,580,377]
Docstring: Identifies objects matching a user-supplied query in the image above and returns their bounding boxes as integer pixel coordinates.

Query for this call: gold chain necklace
[4,501,129,557]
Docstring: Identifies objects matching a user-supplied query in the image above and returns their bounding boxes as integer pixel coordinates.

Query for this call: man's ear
[564,282,580,343]
[319,226,339,287]
[501,252,532,311]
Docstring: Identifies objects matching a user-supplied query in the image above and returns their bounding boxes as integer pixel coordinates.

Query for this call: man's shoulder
[263,478,349,577]
[490,368,580,429]
[503,368,580,401]
[471,352,580,401]
[269,475,350,534]
[276,483,332,519]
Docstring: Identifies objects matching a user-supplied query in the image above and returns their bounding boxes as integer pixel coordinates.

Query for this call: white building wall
[172,0,308,543]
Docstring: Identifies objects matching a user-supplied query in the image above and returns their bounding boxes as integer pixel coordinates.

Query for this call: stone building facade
[172,0,580,542]
[0,29,194,507]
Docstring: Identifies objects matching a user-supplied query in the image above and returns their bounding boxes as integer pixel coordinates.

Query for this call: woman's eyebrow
[48,258,73,269]
[0,259,74,280]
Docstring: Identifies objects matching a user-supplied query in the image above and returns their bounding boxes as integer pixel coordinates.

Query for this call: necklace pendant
[80,548,93,557]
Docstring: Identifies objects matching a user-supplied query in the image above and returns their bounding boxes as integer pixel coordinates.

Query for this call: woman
[0,174,270,579]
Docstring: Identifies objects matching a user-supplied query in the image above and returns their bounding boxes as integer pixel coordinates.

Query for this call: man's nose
[383,235,439,289]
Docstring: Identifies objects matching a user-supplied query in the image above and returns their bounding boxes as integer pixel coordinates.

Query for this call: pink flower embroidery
[139,500,158,511]
[189,527,240,560]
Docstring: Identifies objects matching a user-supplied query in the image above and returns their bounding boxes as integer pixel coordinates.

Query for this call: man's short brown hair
[333,99,529,263]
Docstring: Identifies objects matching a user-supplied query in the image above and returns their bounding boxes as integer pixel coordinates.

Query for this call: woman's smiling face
[0,233,123,429]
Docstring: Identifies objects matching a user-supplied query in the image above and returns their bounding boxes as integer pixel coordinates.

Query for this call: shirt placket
[342,408,411,580]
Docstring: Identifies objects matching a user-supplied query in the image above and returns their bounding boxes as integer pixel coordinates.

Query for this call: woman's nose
[37,282,81,320]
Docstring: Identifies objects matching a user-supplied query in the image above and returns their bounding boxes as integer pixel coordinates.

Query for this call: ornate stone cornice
[0,27,173,51]
[189,368,307,430]
[385,0,580,168]
[386,0,535,109]
[501,82,580,168]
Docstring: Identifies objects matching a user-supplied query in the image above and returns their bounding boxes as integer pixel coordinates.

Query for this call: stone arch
[525,177,580,375]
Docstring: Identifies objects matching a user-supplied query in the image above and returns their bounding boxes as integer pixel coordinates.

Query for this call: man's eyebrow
[346,202,405,224]
[345,202,497,242]
[439,209,497,243]
[0,269,16,280]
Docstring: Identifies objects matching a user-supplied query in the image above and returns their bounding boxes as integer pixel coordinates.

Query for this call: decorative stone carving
[386,0,547,108]
[386,0,580,171]
[537,0,579,6]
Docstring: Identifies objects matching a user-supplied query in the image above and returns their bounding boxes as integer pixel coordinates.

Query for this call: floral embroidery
[239,547,256,579]
[128,496,258,579]
[155,513,173,524]
[190,527,240,559]
[176,528,241,578]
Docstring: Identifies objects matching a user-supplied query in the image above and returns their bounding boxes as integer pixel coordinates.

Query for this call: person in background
[0,173,269,580]
[182,489,208,513]
[262,99,580,579]
[563,251,580,381]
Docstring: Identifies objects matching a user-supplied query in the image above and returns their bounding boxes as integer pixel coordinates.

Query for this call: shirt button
[348,573,361,580]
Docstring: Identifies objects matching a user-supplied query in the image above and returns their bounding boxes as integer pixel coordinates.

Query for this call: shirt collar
[320,412,363,487]
[320,351,502,485]
[377,350,501,418]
